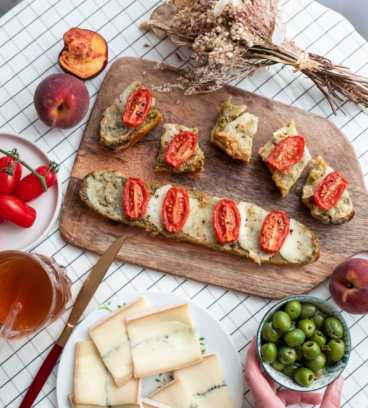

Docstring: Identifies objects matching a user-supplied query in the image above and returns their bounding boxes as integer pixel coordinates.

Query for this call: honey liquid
[0,255,53,332]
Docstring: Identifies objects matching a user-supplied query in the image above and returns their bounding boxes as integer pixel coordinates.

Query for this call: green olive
[312,312,326,329]
[295,345,304,361]
[277,346,296,365]
[284,301,302,320]
[271,360,284,372]
[314,368,324,380]
[294,367,315,387]
[284,329,306,347]
[310,330,327,347]
[326,339,345,362]
[283,363,299,377]
[262,322,283,343]
[261,343,277,363]
[288,323,296,332]
[299,303,317,319]
[306,353,327,371]
[273,311,291,332]
[324,317,344,340]
[297,319,316,338]
[302,341,321,360]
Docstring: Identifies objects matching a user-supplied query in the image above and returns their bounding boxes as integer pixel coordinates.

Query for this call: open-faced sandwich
[155,124,204,173]
[79,170,320,265]
[259,120,311,198]
[100,81,162,152]
[302,156,354,225]
[211,98,258,163]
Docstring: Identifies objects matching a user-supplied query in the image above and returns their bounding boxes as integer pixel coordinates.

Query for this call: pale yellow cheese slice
[174,354,234,408]
[147,379,199,408]
[68,394,139,408]
[89,297,150,386]
[126,302,203,378]
[141,398,170,408]
[74,341,140,405]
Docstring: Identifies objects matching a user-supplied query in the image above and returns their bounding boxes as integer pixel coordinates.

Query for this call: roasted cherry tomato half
[267,136,306,171]
[314,171,348,210]
[260,210,290,253]
[162,188,190,233]
[164,131,198,169]
[122,88,152,128]
[123,177,150,220]
[14,165,58,203]
[0,196,36,228]
[0,156,22,196]
[213,199,241,244]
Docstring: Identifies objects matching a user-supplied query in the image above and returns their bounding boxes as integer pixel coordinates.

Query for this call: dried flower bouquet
[142,0,368,114]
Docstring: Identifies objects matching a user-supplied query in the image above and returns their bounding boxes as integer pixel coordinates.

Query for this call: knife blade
[20,235,127,408]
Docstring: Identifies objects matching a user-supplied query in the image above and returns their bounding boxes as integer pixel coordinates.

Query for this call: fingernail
[334,376,344,391]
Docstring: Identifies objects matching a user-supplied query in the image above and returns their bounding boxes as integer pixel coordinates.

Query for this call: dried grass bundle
[143,0,368,114]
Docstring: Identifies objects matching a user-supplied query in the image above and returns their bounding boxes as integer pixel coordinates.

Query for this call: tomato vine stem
[0,148,59,192]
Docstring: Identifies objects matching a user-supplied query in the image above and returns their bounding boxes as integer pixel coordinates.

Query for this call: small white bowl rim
[256,295,351,392]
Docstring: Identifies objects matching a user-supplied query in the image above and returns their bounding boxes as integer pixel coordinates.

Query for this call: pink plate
[0,133,61,252]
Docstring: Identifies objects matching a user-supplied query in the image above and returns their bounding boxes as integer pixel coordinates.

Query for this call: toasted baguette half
[79,170,319,265]
[100,81,162,152]
[302,156,354,225]
[259,120,311,198]
[155,124,204,173]
[211,98,258,163]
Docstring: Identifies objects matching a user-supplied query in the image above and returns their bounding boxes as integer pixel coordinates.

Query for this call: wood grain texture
[60,57,368,299]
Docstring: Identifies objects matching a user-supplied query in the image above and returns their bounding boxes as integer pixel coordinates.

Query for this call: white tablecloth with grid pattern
[0,0,368,407]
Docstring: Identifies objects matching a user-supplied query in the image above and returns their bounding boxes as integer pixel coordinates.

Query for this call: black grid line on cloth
[0,0,38,29]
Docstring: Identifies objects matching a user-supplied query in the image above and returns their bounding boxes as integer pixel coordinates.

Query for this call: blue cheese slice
[173,354,234,408]
[259,120,311,197]
[89,298,150,386]
[74,341,140,405]
[147,379,199,408]
[126,302,203,378]
[141,398,171,408]
[68,394,139,408]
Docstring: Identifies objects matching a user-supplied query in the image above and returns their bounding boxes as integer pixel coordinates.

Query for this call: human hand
[244,337,344,407]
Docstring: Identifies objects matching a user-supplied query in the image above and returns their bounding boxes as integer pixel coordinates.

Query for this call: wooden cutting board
[60,57,368,299]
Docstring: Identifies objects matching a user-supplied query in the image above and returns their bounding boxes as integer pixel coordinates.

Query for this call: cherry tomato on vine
[14,165,58,203]
[0,196,36,228]
[0,156,22,196]
[122,88,152,128]
[267,136,306,171]
[314,171,348,210]
[213,199,241,244]
[165,131,198,168]
[260,210,290,253]
[123,177,150,220]
[162,188,190,233]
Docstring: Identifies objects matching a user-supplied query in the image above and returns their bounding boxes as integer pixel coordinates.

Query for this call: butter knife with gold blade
[20,235,127,408]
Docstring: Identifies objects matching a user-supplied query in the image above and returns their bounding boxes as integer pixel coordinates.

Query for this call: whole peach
[34,73,89,129]
[329,258,368,314]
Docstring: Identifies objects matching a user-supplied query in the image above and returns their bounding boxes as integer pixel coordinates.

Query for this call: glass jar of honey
[0,251,72,340]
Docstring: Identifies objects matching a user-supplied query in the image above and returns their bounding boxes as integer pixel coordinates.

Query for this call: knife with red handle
[19,235,127,408]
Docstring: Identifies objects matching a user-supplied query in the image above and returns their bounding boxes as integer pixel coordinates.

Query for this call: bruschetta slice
[155,124,204,173]
[302,156,354,225]
[211,98,258,163]
[100,81,162,152]
[79,170,320,266]
[259,120,311,198]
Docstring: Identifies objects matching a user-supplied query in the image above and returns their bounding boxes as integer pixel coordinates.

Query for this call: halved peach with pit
[58,28,108,80]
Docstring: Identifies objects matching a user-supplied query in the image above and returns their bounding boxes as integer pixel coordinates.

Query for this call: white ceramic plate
[0,133,61,252]
[57,291,244,408]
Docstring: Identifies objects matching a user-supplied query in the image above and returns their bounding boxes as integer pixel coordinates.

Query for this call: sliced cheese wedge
[74,341,140,405]
[126,302,203,378]
[68,394,139,408]
[89,297,150,386]
[141,398,170,408]
[174,354,234,408]
[147,379,199,408]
